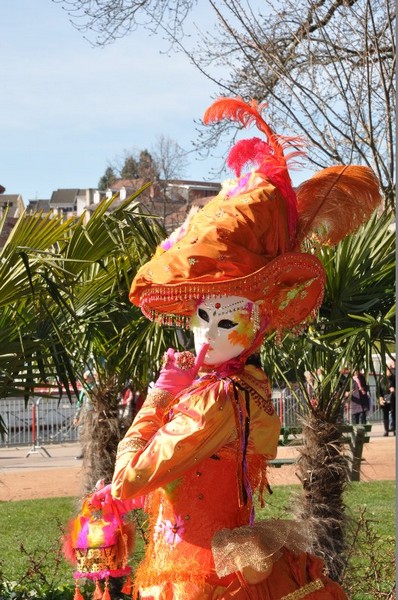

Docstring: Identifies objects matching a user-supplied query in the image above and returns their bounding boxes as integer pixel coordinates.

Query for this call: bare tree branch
[54,0,396,208]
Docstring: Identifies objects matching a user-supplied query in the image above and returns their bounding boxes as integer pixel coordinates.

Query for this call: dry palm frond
[293,415,350,581]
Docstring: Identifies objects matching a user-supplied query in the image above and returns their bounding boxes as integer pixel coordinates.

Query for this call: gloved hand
[90,479,145,513]
[154,343,209,397]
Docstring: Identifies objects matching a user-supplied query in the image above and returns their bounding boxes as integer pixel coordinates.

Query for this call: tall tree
[98,165,117,190]
[153,135,189,182]
[151,135,190,228]
[98,150,159,188]
[57,0,396,209]
[197,0,395,209]
[137,149,160,181]
[120,154,140,180]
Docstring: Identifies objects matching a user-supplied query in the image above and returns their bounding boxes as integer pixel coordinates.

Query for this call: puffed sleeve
[111,387,175,475]
[111,379,236,500]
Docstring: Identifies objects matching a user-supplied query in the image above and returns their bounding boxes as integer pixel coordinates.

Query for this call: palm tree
[262,209,395,580]
[0,209,76,405]
[0,192,180,490]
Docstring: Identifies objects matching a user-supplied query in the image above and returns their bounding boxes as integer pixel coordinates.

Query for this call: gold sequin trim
[144,388,174,409]
[117,436,146,459]
[280,578,324,599]
[236,378,275,415]
[75,546,125,573]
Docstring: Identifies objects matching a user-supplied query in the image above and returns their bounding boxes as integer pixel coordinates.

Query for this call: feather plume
[203,97,306,247]
[203,97,305,170]
[62,526,78,564]
[203,97,274,142]
[295,165,382,248]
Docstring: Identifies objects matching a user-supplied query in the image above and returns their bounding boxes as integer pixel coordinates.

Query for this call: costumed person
[84,97,381,600]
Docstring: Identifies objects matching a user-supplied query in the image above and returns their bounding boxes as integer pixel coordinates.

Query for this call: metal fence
[0,395,79,447]
[272,384,383,427]
[0,385,382,448]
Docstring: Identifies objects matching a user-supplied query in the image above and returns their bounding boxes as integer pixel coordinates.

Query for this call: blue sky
[1,1,228,202]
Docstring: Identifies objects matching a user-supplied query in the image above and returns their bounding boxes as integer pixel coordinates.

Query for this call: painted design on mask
[228,304,256,348]
[190,296,258,366]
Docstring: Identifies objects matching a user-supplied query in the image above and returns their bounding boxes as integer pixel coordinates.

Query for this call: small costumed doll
[92,98,381,599]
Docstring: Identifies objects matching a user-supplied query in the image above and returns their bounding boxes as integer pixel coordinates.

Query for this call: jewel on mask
[202,298,249,316]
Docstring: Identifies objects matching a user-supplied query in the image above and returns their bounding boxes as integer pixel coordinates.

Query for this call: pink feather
[204,97,307,246]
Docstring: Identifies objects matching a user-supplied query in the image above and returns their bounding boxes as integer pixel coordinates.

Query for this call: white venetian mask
[191,295,259,366]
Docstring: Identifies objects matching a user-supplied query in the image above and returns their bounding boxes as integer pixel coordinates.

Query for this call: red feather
[203,96,306,246]
[226,138,270,176]
[73,584,85,600]
[62,526,77,565]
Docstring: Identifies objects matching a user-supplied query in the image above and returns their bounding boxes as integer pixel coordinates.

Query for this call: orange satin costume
[108,96,377,600]
[112,365,347,600]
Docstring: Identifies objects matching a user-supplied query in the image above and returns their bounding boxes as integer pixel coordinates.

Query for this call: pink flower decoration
[155,515,185,545]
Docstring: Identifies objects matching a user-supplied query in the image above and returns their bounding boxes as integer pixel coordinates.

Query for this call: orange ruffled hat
[130,98,382,333]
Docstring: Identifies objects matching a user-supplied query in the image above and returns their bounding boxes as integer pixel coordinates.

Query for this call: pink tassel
[93,579,103,600]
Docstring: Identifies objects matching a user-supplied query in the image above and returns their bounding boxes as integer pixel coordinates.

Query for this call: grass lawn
[0,480,395,599]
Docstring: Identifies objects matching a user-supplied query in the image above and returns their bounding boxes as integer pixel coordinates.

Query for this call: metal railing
[272,384,383,427]
[0,396,79,447]
[0,385,383,448]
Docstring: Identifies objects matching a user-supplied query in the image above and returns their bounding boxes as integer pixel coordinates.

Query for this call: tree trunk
[294,413,350,582]
[81,379,132,493]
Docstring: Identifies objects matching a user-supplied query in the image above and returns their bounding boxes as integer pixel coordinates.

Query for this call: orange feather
[295,165,382,248]
[203,97,273,140]
[203,96,305,245]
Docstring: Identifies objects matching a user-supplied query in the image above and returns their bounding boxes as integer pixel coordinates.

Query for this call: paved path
[0,423,395,501]
[269,423,396,487]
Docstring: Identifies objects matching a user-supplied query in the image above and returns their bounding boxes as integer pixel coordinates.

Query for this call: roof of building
[167,179,221,190]
[109,178,221,191]
[26,199,51,212]
[109,179,144,191]
[0,194,24,218]
[50,189,80,205]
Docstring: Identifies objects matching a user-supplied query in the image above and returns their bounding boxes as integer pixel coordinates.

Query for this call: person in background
[388,360,396,435]
[118,381,134,420]
[349,369,370,425]
[337,367,350,424]
[379,361,396,436]
[73,370,95,460]
[304,370,317,408]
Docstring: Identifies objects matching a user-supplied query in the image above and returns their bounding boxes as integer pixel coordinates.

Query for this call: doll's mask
[191,296,260,366]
